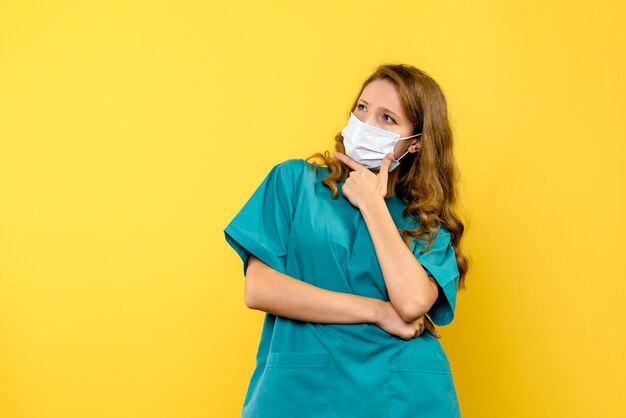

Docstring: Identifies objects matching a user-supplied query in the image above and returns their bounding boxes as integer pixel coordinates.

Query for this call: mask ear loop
[394,132,422,161]
[371,132,423,169]
[393,149,410,162]
[398,132,422,140]
[371,149,410,171]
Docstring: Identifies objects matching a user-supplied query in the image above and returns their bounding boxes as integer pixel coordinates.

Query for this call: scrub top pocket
[245,352,330,418]
[388,356,461,418]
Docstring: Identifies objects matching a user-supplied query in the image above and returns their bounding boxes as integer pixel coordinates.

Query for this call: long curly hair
[305,63,470,290]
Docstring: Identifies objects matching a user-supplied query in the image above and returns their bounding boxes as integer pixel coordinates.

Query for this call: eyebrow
[359,99,401,119]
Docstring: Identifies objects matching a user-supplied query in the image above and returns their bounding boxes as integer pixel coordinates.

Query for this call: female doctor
[224,63,470,417]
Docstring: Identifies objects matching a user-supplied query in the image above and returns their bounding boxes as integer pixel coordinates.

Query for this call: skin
[244,78,441,340]
[352,78,422,196]
[245,256,434,340]
[331,78,440,336]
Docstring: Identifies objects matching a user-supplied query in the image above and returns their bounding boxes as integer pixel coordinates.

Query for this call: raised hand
[331,151,393,209]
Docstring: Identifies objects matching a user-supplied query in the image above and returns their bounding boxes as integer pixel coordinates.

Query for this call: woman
[224,63,469,418]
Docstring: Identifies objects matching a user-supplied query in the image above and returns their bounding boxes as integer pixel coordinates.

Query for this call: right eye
[356,103,366,111]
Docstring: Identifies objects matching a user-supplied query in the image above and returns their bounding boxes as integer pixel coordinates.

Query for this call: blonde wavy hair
[305,63,470,290]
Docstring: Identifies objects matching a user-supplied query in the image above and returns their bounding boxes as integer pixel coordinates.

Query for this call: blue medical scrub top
[224,158,461,418]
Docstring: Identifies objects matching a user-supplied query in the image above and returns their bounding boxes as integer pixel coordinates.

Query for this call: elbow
[398,275,440,323]
[244,282,257,309]
[397,301,429,323]
[243,267,257,309]
[243,257,265,309]
[244,273,262,309]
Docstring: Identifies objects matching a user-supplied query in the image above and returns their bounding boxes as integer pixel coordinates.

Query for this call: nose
[363,114,380,128]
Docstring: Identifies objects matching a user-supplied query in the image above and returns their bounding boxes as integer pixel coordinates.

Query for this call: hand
[331,151,392,209]
[374,301,441,340]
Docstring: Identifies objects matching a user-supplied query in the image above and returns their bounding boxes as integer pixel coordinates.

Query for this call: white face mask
[341,112,422,172]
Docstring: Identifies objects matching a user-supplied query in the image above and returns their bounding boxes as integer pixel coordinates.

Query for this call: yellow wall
[1,1,624,417]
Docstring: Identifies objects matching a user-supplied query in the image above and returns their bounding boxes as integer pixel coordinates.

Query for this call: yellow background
[1,1,625,417]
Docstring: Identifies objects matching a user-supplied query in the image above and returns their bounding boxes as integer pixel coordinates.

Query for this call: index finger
[378,152,393,173]
[331,151,364,171]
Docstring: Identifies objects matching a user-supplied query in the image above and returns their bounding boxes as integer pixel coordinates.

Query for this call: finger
[332,151,364,171]
[377,153,392,187]
[379,152,393,175]
[417,326,426,338]
[424,316,441,339]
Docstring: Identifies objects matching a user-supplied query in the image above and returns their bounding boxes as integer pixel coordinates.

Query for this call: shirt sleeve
[223,159,300,277]
[411,225,460,326]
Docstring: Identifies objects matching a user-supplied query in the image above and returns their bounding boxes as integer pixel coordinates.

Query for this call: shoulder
[264,159,316,199]
[411,222,453,253]
[275,158,309,173]
[277,158,320,172]
[404,211,451,238]
[431,224,453,249]
[273,158,320,182]
[436,223,452,239]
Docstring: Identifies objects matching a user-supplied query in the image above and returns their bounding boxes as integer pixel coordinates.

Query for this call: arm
[360,196,439,323]
[245,254,440,340]
[244,254,383,324]
[327,151,440,324]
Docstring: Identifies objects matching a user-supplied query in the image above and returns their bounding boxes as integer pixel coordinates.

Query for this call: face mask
[341,112,422,172]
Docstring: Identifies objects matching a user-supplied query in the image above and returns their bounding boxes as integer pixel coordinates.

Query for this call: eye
[357,103,366,111]
[384,114,396,124]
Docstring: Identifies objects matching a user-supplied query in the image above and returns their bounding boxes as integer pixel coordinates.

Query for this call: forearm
[360,196,437,322]
[244,255,383,324]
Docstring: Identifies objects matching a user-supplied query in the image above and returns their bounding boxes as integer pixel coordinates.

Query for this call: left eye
[384,115,395,123]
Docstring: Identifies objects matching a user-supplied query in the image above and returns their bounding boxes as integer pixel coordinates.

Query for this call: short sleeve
[223,159,301,276]
[411,225,460,326]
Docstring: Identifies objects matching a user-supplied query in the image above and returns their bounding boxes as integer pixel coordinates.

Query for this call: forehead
[359,79,403,112]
